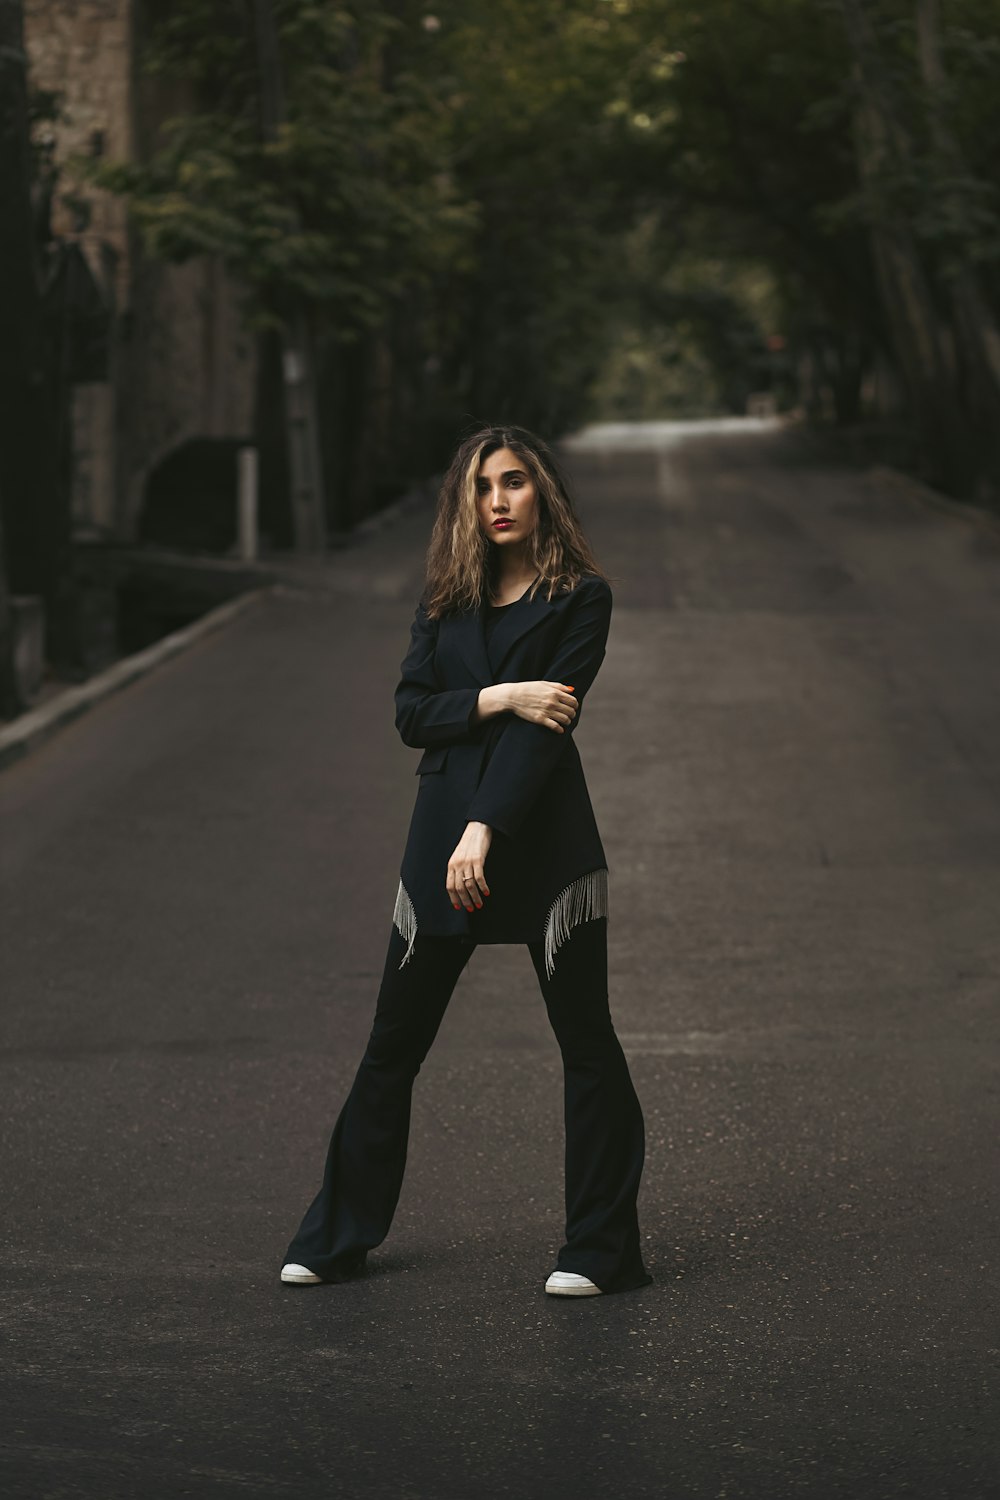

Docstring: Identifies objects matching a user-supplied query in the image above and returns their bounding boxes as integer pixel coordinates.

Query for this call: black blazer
[391,572,613,977]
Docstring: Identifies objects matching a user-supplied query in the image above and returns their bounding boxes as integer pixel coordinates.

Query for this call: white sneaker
[281,1262,323,1285]
[545,1270,603,1296]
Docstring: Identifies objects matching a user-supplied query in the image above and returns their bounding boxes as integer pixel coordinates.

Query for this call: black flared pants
[283,915,652,1294]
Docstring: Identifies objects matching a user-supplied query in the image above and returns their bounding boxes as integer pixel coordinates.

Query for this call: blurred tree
[87,0,477,534]
[430,0,642,432]
[80,0,1000,519]
[249,0,325,552]
[838,0,975,492]
[599,0,1000,499]
[914,0,1000,483]
[385,0,1000,494]
[608,1,882,420]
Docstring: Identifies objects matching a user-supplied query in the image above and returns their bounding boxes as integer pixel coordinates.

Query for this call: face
[476,446,538,547]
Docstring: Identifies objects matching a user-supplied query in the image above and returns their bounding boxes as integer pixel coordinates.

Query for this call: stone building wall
[25,0,134,298]
[24,0,257,542]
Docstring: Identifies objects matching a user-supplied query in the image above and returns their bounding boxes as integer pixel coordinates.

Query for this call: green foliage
[76,0,1000,469]
[84,0,477,336]
[428,0,651,428]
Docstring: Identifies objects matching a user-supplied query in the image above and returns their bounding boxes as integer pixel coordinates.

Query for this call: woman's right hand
[503,681,578,733]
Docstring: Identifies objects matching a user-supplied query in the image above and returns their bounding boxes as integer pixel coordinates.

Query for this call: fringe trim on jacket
[542,867,609,980]
[392,878,418,968]
[392,867,609,977]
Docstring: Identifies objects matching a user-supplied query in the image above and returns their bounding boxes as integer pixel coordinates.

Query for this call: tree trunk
[251,0,327,551]
[915,0,1000,498]
[0,0,81,673]
[839,0,974,495]
[0,503,20,718]
[827,327,866,426]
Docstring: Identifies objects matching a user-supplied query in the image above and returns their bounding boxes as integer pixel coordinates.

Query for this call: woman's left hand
[447,822,493,910]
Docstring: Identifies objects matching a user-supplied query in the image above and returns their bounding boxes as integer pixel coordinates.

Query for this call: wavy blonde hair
[422,425,611,619]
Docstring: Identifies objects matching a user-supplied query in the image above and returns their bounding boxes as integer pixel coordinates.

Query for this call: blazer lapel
[487,589,555,676]
[453,610,493,686]
[452,588,556,686]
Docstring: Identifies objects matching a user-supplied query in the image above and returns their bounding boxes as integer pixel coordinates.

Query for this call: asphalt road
[2,421,998,1500]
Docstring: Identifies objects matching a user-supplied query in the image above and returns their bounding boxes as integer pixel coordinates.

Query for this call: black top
[483,599,516,647]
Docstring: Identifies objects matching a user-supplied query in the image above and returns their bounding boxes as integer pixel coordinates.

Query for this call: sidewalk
[0,482,438,771]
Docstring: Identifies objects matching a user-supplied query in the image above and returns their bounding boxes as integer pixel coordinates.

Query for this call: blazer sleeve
[465,578,613,838]
[394,599,483,749]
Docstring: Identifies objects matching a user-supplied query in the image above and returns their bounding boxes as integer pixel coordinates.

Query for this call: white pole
[237,445,259,562]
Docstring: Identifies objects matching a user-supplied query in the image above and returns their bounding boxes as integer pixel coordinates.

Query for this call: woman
[280,424,652,1297]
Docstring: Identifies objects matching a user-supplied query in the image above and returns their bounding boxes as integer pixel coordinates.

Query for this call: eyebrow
[479,468,527,481]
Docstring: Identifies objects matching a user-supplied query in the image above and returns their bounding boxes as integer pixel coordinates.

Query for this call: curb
[0,585,274,773]
[0,472,436,772]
